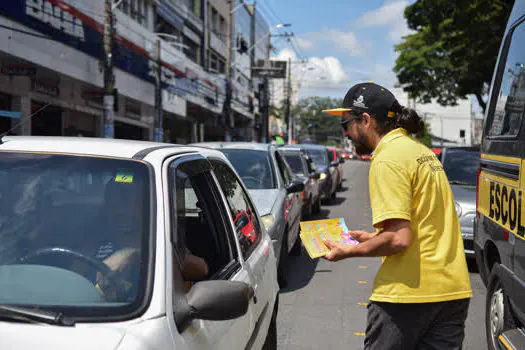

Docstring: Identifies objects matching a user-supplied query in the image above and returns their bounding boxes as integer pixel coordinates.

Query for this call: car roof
[0,136,208,159]
[442,146,481,152]
[190,142,272,152]
[285,144,327,150]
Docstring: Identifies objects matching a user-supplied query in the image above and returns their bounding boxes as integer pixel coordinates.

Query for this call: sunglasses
[340,115,362,132]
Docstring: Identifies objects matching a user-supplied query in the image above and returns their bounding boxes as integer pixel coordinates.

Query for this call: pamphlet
[299,218,359,259]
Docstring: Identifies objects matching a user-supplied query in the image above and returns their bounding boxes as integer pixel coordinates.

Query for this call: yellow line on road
[359,265,368,269]
[357,302,368,306]
[354,332,366,337]
[358,281,367,284]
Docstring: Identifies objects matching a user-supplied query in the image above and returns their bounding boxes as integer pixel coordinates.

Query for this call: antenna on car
[0,103,52,145]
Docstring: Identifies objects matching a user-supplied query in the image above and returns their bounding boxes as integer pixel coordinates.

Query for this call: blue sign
[0,110,21,119]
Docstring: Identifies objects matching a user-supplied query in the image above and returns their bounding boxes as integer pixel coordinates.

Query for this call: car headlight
[261,214,275,232]
[455,201,462,217]
[320,172,327,181]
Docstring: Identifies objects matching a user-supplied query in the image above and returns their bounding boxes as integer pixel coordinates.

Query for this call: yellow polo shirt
[368,128,472,303]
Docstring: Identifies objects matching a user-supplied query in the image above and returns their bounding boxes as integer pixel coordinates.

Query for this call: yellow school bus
[475,1,525,349]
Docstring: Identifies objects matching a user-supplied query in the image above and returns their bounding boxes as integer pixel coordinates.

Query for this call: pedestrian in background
[322,82,472,350]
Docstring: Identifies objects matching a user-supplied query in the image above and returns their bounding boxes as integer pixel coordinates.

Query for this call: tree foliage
[394,0,514,112]
[292,96,342,144]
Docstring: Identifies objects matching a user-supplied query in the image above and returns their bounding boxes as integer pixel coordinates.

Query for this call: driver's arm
[103,248,140,272]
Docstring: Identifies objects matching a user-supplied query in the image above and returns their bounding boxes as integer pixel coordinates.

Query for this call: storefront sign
[32,79,60,97]
[1,64,36,76]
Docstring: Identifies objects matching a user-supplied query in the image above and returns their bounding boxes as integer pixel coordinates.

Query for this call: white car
[0,136,279,350]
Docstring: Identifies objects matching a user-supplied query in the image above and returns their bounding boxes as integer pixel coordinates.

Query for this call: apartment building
[0,0,268,142]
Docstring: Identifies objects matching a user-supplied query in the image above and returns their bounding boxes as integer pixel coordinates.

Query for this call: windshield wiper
[0,305,75,326]
[449,180,474,186]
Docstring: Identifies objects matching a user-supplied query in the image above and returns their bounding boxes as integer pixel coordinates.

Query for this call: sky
[260,0,415,100]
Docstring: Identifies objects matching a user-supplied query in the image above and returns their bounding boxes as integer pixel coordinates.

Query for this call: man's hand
[322,240,353,262]
[103,248,140,272]
[348,230,374,243]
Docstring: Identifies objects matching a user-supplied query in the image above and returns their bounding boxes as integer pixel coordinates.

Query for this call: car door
[211,159,278,349]
[166,154,254,349]
[274,151,302,250]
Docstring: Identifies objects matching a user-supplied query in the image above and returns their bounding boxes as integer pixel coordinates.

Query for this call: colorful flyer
[299,218,359,259]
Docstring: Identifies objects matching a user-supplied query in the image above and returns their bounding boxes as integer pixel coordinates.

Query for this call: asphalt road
[276,160,487,350]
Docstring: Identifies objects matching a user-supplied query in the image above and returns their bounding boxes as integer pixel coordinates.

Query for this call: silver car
[440,146,480,258]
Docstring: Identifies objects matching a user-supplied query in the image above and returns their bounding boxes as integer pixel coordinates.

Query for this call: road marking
[357,302,368,306]
[354,332,366,337]
[358,281,367,284]
[359,265,368,269]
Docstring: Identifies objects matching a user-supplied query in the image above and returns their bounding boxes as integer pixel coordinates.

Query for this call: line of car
[0,136,350,349]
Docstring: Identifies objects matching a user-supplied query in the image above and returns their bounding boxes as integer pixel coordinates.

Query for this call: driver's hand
[103,248,140,272]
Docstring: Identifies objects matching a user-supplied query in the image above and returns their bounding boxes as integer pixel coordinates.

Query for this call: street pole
[223,0,234,141]
[103,0,115,138]
[154,39,163,142]
[261,31,271,143]
[286,57,292,144]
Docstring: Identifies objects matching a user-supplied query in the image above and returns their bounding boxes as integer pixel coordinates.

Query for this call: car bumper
[462,231,474,258]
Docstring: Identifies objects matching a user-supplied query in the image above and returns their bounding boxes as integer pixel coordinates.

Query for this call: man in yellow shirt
[322,82,472,349]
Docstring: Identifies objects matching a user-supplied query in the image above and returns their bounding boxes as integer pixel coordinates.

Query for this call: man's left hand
[322,240,352,261]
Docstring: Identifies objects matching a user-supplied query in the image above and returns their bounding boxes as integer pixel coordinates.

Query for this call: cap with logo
[323,82,400,119]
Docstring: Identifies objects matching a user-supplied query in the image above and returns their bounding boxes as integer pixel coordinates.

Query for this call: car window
[0,152,151,315]
[275,151,292,185]
[283,153,305,175]
[212,162,263,259]
[487,21,525,138]
[306,149,329,168]
[170,163,237,283]
[442,150,480,186]
[220,149,276,189]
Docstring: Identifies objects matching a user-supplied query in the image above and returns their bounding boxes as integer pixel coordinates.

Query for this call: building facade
[0,0,267,142]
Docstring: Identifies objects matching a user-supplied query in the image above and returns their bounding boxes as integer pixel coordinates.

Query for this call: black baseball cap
[323,82,400,120]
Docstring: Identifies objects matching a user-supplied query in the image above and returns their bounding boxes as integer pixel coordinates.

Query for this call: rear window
[283,154,305,175]
[442,150,480,186]
[487,21,525,138]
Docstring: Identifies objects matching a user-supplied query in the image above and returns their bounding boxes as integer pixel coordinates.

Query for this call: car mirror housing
[286,179,305,193]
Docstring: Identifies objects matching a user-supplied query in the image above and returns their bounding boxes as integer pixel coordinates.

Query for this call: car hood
[0,322,126,350]
[248,189,280,216]
[451,184,476,211]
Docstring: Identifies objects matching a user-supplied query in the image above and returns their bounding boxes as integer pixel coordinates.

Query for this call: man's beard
[352,132,373,155]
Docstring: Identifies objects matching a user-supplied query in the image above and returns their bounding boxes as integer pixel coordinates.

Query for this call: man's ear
[362,113,373,128]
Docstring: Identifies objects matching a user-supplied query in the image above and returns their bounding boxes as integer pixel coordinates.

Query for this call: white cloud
[356,0,412,43]
[295,36,315,51]
[298,29,365,56]
[271,48,351,102]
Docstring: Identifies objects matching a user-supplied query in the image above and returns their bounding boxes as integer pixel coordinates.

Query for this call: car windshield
[305,149,329,168]
[283,153,305,175]
[442,150,480,186]
[220,149,276,189]
[0,152,151,317]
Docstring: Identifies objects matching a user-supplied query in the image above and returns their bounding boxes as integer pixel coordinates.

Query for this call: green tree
[394,0,514,112]
[416,122,433,148]
[293,96,342,144]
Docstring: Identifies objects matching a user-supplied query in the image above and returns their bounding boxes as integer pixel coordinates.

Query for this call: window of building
[209,52,218,72]
[184,37,201,65]
[211,7,218,34]
[487,21,525,138]
[118,0,147,27]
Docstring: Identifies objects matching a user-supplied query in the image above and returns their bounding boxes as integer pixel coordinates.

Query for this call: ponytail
[395,106,425,135]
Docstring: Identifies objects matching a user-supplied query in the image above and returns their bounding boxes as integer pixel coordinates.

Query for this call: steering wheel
[241,176,261,188]
[20,247,130,302]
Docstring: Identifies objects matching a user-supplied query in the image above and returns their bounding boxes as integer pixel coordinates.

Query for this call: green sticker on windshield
[115,173,134,183]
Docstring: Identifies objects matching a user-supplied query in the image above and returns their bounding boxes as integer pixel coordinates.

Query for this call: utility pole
[154,39,163,142]
[103,0,115,138]
[286,57,292,144]
[223,0,234,141]
[261,31,271,143]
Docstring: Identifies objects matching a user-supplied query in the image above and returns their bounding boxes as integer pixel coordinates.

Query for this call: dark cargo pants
[364,298,470,350]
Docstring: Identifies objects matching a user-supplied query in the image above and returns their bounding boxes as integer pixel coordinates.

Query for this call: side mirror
[312,172,321,180]
[330,161,339,167]
[286,179,305,193]
[186,280,253,321]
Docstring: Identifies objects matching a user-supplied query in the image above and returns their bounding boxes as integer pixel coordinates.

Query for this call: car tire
[262,304,278,350]
[486,263,515,350]
[277,232,288,287]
